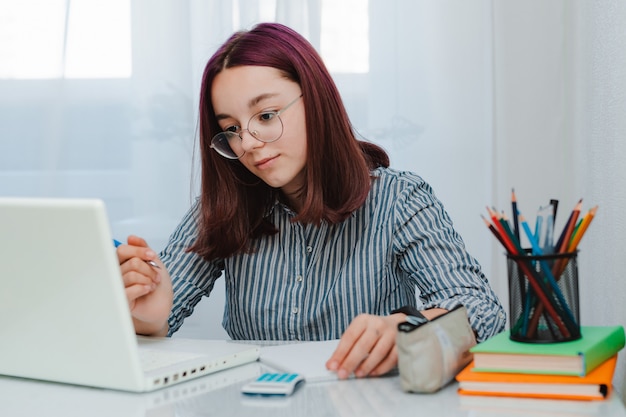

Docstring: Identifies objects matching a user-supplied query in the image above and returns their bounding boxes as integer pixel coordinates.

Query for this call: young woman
[117,22,505,380]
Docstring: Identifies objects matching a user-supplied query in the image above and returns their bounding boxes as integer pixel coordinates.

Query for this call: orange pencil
[550,199,582,283]
[484,207,571,338]
[554,199,583,255]
[567,205,598,252]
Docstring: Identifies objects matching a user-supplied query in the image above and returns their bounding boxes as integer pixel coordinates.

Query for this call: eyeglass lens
[212,111,284,159]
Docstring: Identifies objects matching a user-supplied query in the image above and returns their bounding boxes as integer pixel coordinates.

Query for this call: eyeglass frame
[210,94,303,159]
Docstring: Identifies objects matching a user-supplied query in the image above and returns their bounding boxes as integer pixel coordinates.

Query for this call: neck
[280,191,303,213]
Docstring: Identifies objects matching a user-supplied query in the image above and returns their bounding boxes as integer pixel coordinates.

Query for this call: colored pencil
[511,189,520,243]
[501,212,523,253]
[550,199,583,280]
[481,214,507,249]
[567,205,598,252]
[483,208,571,338]
[486,207,517,254]
[519,214,578,332]
[554,199,583,255]
[483,195,596,342]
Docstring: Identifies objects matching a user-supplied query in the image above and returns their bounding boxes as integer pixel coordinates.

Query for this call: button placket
[288,223,307,340]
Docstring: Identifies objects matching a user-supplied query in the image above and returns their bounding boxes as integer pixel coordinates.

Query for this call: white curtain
[0,0,491,259]
[3,0,625,399]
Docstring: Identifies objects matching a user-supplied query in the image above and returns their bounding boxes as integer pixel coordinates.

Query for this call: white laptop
[0,197,260,392]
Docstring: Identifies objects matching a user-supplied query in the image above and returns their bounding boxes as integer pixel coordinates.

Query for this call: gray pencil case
[396,305,476,393]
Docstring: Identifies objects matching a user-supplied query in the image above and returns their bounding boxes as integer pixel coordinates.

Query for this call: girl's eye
[256,111,277,123]
[224,125,241,133]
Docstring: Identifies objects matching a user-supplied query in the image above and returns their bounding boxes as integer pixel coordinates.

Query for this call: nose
[238,129,264,153]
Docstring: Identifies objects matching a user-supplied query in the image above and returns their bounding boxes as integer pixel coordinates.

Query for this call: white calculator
[241,372,305,396]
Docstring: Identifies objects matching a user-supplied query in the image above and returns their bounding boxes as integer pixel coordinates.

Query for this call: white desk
[1,361,625,417]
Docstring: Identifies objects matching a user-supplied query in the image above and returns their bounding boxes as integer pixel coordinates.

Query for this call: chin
[265,180,288,189]
[256,175,285,189]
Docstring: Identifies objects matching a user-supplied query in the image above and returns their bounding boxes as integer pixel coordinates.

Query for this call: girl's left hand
[325,313,407,379]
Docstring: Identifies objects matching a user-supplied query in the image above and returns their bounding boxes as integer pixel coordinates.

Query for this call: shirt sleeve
[391,174,506,342]
[160,199,224,336]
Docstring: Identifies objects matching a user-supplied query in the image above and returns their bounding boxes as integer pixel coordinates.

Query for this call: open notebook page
[259,340,343,382]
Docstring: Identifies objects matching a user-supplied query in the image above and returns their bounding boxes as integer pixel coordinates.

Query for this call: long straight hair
[189,23,389,260]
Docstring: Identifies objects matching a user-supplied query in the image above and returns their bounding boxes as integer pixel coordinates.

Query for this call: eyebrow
[215,93,280,121]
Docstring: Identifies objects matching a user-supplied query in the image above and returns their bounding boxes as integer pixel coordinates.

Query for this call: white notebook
[259,340,342,382]
[0,197,260,392]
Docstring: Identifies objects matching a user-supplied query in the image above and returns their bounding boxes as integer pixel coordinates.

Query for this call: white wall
[493,0,626,399]
[368,0,496,294]
[574,1,626,400]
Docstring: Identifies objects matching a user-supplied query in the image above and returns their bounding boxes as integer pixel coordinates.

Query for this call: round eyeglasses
[210,95,303,159]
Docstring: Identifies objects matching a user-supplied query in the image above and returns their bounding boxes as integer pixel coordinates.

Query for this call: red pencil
[481,214,507,249]
[551,199,583,280]
[483,207,570,338]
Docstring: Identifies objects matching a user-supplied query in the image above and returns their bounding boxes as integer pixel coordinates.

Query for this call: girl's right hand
[115,235,173,336]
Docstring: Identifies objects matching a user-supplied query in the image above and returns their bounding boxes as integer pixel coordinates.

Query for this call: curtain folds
[0,0,493,278]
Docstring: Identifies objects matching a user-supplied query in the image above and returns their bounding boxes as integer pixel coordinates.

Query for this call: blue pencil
[519,214,578,330]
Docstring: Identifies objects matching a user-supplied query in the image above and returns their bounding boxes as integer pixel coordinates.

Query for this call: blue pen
[113,239,160,269]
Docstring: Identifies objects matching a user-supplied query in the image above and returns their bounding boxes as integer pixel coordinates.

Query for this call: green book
[470,326,625,376]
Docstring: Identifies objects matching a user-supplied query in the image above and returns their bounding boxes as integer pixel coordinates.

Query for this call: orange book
[456,355,617,401]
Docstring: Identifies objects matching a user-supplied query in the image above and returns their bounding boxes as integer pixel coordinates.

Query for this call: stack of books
[456,325,625,401]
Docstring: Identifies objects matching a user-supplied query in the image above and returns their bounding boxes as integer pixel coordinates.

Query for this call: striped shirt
[162,167,506,342]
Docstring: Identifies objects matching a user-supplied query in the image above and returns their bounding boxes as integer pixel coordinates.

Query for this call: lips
[254,155,278,169]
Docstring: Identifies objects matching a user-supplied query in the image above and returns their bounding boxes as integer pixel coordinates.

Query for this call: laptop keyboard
[139,348,205,372]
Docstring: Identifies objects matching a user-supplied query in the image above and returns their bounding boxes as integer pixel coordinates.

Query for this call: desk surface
[1,361,626,417]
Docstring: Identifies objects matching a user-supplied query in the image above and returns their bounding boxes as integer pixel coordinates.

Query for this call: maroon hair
[189,22,389,260]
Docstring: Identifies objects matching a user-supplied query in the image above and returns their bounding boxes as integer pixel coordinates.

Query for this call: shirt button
[292,307,300,314]
[296,275,303,282]
[306,246,313,253]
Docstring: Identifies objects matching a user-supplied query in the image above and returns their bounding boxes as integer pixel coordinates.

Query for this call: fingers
[125,281,154,306]
[115,235,163,307]
[127,234,149,247]
[354,329,396,377]
[116,235,159,267]
[114,236,173,336]
[326,314,400,379]
[121,259,158,287]
[121,260,160,308]
[368,345,398,377]
[326,318,367,377]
